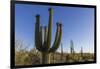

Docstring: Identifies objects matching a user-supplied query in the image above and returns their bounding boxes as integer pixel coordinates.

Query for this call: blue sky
[15,4,94,53]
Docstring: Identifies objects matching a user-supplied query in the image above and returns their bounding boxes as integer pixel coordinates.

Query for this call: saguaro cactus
[80,46,83,60]
[70,40,75,61]
[35,8,62,64]
[70,40,74,54]
[60,43,63,62]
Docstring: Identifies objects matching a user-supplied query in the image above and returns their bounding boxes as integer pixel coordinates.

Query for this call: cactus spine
[35,8,62,64]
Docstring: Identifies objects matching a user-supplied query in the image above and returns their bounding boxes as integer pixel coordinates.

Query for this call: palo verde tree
[35,8,62,64]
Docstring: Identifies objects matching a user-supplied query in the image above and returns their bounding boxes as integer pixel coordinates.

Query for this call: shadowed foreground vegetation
[15,40,94,66]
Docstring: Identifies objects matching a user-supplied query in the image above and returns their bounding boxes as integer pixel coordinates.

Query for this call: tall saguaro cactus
[70,40,74,54]
[60,43,63,62]
[70,40,75,61]
[35,8,62,64]
[80,46,83,59]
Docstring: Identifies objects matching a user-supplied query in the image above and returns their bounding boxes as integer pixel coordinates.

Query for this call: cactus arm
[49,23,59,52]
[44,26,48,42]
[61,43,63,54]
[35,15,43,51]
[39,26,43,46]
[49,23,62,53]
[42,26,48,51]
[46,8,53,50]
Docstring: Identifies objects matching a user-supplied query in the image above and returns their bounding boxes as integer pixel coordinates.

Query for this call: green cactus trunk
[70,40,75,61]
[35,8,62,64]
[70,40,74,54]
[80,46,83,60]
[60,43,63,62]
[66,54,69,62]
[42,52,50,64]
[52,53,55,63]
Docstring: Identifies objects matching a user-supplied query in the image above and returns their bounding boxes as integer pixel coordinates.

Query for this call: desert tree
[15,39,30,65]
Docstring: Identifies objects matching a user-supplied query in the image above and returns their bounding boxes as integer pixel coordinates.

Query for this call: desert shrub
[15,39,41,65]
